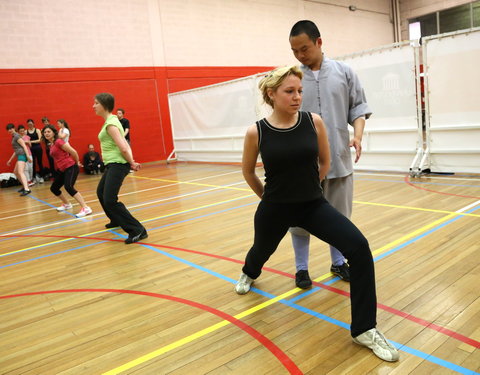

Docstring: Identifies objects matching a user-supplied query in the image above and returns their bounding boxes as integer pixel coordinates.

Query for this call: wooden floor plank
[0,163,478,374]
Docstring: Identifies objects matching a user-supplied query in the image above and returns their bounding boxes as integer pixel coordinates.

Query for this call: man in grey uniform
[289,20,372,288]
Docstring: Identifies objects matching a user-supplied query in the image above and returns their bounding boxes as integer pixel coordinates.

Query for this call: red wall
[0,66,270,171]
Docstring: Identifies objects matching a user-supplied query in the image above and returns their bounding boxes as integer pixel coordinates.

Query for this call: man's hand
[349,137,362,163]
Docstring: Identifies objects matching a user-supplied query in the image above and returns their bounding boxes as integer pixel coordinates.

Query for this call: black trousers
[242,196,377,337]
[50,164,79,197]
[46,147,55,177]
[96,163,144,236]
[30,145,44,178]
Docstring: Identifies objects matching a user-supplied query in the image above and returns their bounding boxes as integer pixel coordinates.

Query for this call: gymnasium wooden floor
[0,161,479,375]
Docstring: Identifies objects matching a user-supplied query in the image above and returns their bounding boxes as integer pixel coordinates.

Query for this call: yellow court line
[354,200,480,218]
[131,175,251,192]
[0,194,256,258]
[4,191,476,259]
[103,208,469,374]
[103,288,301,375]
[0,228,111,257]
[133,175,479,218]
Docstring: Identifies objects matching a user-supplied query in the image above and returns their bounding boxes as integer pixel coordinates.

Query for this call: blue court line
[375,204,480,262]
[0,241,107,269]
[126,238,478,374]
[6,174,475,243]
[288,203,480,304]
[2,215,477,371]
[5,183,479,372]
[0,199,257,263]
[0,183,253,242]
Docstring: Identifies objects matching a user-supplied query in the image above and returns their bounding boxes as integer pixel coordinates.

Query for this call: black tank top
[258,111,323,203]
[28,128,41,148]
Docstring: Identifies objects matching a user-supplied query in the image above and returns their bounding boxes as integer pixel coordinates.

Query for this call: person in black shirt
[116,108,130,144]
[234,66,399,362]
[83,144,104,174]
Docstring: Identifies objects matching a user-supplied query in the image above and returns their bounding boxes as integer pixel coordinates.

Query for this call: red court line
[404,175,480,199]
[0,289,302,375]
[2,234,480,350]
[270,269,480,349]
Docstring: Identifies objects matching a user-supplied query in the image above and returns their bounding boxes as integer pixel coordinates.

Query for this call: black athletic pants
[30,145,44,178]
[242,196,377,337]
[50,164,79,197]
[97,163,144,236]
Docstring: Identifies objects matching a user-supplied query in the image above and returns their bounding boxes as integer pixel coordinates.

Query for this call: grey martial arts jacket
[300,57,372,179]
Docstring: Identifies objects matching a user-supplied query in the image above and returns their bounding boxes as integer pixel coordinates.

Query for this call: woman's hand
[130,162,141,171]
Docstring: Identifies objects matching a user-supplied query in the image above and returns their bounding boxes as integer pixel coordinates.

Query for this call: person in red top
[42,125,92,218]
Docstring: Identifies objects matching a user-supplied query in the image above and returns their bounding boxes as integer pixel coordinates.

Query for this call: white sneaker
[75,206,92,218]
[56,203,73,211]
[234,273,254,295]
[353,328,399,362]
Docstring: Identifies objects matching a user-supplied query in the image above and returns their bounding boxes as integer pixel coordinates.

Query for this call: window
[408,1,480,39]
[440,4,471,33]
[473,1,480,27]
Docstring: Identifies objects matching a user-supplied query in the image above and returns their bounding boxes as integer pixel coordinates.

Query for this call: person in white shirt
[57,119,71,144]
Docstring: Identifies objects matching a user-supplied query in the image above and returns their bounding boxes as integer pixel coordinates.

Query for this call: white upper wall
[0,0,162,68]
[0,0,394,69]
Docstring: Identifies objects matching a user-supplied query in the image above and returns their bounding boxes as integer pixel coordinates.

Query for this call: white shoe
[56,203,73,211]
[75,206,92,218]
[353,328,399,362]
[234,273,254,295]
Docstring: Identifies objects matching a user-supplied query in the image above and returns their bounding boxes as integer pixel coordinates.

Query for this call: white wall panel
[0,0,158,68]
[338,43,421,172]
[169,42,423,171]
[157,0,301,66]
[423,28,480,173]
[0,0,395,69]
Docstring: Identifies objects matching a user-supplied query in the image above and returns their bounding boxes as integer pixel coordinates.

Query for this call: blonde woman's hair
[259,65,303,108]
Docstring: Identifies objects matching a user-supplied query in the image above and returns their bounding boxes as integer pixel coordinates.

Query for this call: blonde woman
[235,66,399,362]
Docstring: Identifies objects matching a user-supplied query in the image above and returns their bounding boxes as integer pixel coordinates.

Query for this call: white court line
[2,168,478,231]
[356,171,480,182]
[0,181,251,235]
[456,199,480,212]
[0,170,246,221]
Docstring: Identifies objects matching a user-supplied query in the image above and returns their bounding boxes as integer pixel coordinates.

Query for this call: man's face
[88,145,95,152]
[289,33,322,69]
[117,110,124,119]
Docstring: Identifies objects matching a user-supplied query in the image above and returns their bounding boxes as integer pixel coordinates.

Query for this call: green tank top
[98,115,127,165]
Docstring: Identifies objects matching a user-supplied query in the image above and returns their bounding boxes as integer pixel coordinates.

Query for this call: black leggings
[242,197,377,337]
[50,164,79,197]
[30,145,44,177]
[97,163,144,236]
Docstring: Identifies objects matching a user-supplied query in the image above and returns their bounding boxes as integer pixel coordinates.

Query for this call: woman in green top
[93,93,147,244]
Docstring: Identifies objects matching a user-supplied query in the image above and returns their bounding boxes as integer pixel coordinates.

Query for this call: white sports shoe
[234,273,254,295]
[75,206,93,218]
[56,203,73,211]
[353,328,399,362]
